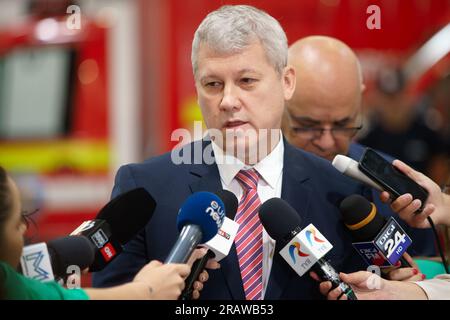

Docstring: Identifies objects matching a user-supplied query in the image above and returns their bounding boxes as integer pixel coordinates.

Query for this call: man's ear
[283,65,296,100]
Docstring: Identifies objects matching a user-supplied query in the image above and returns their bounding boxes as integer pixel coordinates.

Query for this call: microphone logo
[23,251,51,281]
[218,229,231,240]
[206,200,225,229]
[305,228,325,247]
[288,242,309,263]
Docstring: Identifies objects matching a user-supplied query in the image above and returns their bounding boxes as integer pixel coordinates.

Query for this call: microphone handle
[314,259,358,300]
[179,250,215,300]
[165,225,202,264]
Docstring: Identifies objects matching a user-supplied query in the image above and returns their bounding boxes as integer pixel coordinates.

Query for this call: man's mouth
[224,120,248,128]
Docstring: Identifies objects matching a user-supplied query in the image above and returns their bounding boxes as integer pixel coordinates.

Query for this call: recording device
[71,188,156,271]
[165,191,225,264]
[340,194,412,268]
[259,198,357,300]
[359,148,429,211]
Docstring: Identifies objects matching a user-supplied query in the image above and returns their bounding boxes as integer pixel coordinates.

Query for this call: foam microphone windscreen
[339,194,386,242]
[96,188,156,245]
[176,191,225,243]
[259,198,302,246]
[47,236,95,278]
[215,190,238,220]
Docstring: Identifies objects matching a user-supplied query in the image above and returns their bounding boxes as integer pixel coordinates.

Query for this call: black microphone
[165,192,225,264]
[47,236,96,280]
[259,198,358,300]
[20,236,95,281]
[340,194,412,268]
[179,190,238,300]
[71,188,156,271]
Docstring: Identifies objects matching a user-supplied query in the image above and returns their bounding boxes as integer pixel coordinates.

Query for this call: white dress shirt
[211,134,284,298]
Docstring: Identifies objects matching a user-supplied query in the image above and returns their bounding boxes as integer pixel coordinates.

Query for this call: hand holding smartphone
[358,148,429,213]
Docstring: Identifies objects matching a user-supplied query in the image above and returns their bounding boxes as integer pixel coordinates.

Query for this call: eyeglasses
[290,124,363,140]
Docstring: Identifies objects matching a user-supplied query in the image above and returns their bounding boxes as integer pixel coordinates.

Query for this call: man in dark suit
[93,5,366,299]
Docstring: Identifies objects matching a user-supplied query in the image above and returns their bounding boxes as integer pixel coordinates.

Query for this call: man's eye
[205,81,221,88]
[241,78,257,84]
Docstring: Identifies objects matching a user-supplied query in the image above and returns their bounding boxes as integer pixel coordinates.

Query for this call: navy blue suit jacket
[93,139,367,299]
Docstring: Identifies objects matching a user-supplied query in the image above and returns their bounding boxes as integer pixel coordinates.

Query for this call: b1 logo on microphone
[70,220,96,235]
[90,229,109,249]
[374,217,412,265]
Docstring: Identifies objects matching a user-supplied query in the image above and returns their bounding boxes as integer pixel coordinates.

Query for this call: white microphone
[203,217,239,261]
[278,223,334,277]
[20,243,55,282]
[332,155,384,192]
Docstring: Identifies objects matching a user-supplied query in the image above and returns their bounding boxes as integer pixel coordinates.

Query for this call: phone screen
[359,148,429,204]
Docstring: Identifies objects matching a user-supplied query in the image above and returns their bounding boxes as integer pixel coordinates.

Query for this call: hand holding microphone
[179,190,238,300]
[132,260,191,300]
[164,191,225,264]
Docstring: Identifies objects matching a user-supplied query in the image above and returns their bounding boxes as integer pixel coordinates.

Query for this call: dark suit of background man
[93,5,366,299]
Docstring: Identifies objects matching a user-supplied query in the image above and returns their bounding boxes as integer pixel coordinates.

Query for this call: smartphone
[359,148,429,212]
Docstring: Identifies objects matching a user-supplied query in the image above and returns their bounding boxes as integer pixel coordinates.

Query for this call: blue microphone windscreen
[177,192,225,243]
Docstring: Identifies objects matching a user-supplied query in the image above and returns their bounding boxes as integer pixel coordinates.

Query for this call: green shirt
[0,261,89,300]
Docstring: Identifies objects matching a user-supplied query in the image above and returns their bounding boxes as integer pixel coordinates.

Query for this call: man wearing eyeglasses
[282,36,437,263]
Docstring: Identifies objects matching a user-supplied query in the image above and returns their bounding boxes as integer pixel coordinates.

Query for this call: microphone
[340,194,412,268]
[71,188,156,271]
[20,236,95,282]
[165,191,225,264]
[259,198,358,300]
[332,155,384,192]
[180,190,239,300]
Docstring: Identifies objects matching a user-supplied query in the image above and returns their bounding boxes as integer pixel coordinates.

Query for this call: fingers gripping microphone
[180,190,239,300]
[340,194,412,268]
[332,155,384,192]
[259,198,358,300]
[20,236,95,282]
[165,192,225,264]
[71,188,156,271]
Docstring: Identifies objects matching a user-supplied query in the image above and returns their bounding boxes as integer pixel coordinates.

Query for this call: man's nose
[313,129,336,150]
[219,84,241,112]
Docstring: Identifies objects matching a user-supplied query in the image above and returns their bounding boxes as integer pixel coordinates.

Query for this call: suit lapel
[188,141,246,300]
[265,140,313,299]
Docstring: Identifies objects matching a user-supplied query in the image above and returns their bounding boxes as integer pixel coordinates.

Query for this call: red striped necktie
[234,169,263,300]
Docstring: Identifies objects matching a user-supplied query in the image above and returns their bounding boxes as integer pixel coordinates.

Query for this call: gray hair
[191,5,288,77]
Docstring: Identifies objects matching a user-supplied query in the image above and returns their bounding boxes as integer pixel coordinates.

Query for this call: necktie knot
[235,169,259,192]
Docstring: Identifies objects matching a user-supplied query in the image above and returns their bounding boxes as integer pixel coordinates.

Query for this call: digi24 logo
[375,218,412,264]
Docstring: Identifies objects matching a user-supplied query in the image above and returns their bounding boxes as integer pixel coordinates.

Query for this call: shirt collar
[211,131,284,189]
